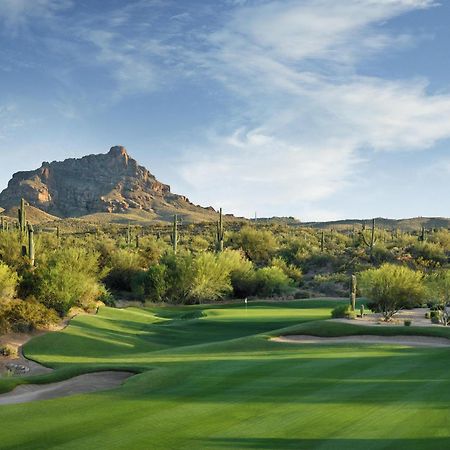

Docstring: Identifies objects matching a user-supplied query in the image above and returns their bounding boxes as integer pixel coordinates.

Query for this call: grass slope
[0,299,449,450]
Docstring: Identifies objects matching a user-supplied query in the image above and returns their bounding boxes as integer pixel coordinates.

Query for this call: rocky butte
[0,146,214,220]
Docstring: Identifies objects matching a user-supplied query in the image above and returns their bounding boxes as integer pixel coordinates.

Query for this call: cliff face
[0,146,199,218]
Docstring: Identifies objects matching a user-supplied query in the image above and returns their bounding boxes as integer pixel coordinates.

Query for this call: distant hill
[299,217,450,231]
[0,146,220,224]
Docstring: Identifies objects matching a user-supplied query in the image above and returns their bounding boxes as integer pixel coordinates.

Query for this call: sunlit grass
[0,299,449,450]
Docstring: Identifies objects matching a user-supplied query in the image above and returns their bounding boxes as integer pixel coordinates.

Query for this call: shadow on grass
[199,437,450,450]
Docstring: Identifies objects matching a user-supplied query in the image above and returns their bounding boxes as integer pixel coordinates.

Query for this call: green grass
[0,298,449,450]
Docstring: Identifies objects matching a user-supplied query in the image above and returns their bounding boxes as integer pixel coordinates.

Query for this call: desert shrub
[430,310,441,324]
[408,242,447,265]
[231,268,258,298]
[294,290,311,299]
[0,232,23,268]
[228,226,278,266]
[312,273,348,297]
[254,266,292,297]
[359,263,425,321]
[189,252,234,302]
[98,288,116,307]
[404,320,412,326]
[35,247,104,316]
[160,252,195,304]
[429,229,450,252]
[0,344,18,357]
[331,304,356,319]
[138,236,168,265]
[162,250,251,303]
[271,257,303,284]
[303,251,337,271]
[189,236,211,253]
[371,244,395,264]
[0,299,58,332]
[105,249,145,291]
[426,270,450,325]
[0,263,18,300]
[144,264,167,302]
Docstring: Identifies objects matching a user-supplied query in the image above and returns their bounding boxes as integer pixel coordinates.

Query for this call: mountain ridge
[0,146,218,223]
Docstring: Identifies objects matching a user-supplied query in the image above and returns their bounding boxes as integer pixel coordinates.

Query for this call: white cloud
[0,0,72,34]
[178,129,360,218]
[175,0,450,219]
[0,104,24,140]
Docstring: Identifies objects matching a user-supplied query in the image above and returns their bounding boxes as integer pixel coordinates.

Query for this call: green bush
[254,266,292,297]
[359,263,425,321]
[331,304,356,319]
[0,344,18,357]
[105,249,144,291]
[271,257,303,284]
[0,262,18,300]
[160,252,195,304]
[409,242,447,265]
[404,320,412,326]
[35,247,104,316]
[0,299,58,332]
[294,290,311,299]
[228,226,278,266]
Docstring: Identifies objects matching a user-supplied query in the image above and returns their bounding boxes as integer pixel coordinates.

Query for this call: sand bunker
[272,335,450,347]
[0,371,133,405]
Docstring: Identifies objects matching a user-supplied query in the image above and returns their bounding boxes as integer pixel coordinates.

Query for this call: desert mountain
[0,146,218,223]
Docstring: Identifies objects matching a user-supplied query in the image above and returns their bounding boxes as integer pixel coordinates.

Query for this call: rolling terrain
[0,299,449,450]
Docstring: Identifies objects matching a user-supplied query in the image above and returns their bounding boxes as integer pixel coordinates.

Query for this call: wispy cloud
[0,0,72,35]
[0,0,448,219]
[173,0,450,219]
[0,104,24,140]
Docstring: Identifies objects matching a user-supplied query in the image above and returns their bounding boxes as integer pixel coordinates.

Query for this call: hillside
[299,217,450,231]
[0,146,219,223]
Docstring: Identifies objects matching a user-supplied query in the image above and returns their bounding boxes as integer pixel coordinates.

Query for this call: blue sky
[0,0,449,221]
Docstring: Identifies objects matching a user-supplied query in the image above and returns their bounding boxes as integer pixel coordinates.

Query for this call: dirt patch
[0,371,134,405]
[0,309,90,377]
[0,332,54,377]
[272,335,450,347]
[332,308,440,327]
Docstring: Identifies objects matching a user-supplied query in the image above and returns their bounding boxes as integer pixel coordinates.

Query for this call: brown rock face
[0,146,197,218]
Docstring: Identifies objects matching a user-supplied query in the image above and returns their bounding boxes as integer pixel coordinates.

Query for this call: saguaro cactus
[0,216,5,232]
[216,208,224,253]
[419,226,426,242]
[350,274,357,311]
[18,198,26,236]
[360,218,377,259]
[126,223,131,246]
[171,214,179,254]
[320,231,325,252]
[28,223,35,266]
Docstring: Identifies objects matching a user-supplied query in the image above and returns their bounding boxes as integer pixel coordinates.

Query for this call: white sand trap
[272,335,450,347]
[0,371,134,405]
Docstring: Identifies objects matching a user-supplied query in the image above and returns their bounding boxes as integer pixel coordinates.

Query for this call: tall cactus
[320,231,325,252]
[171,214,179,254]
[350,274,357,311]
[419,226,426,242]
[126,223,131,246]
[18,198,26,236]
[27,223,35,266]
[360,218,377,259]
[0,216,5,232]
[216,208,224,253]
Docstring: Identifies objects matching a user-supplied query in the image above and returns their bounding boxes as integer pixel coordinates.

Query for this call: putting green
[0,299,449,450]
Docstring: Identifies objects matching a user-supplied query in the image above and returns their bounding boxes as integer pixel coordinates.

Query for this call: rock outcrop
[0,146,211,219]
